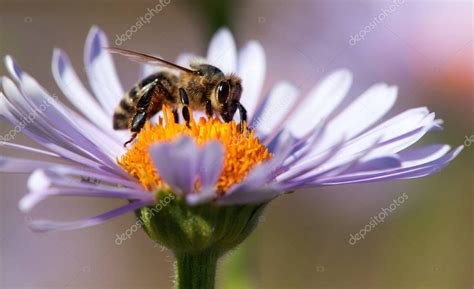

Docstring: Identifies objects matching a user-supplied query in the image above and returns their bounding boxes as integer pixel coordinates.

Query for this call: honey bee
[107,47,247,147]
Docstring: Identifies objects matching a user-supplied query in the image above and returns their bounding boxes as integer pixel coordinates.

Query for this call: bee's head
[193,64,242,122]
[211,75,242,122]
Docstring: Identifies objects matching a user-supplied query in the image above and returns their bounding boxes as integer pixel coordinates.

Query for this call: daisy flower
[0,26,462,289]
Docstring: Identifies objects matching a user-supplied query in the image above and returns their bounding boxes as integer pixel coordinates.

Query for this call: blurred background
[0,0,472,288]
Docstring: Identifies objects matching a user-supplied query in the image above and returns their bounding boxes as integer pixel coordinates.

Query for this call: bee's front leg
[124,132,138,147]
[236,102,247,133]
[205,99,213,119]
[179,88,191,128]
[172,108,179,123]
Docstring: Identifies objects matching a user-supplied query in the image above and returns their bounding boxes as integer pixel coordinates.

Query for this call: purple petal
[39,166,140,189]
[276,136,346,183]
[186,190,216,206]
[197,141,224,192]
[149,136,199,195]
[26,168,140,193]
[0,142,60,158]
[28,200,152,232]
[308,146,463,186]
[1,91,96,168]
[344,156,402,174]
[52,48,112,132]
[344,107,434,158]
[363,116,440,159]
[218,186,281,205]
[276,119,328,174]
[21,168,150,212]
[290,110,438,179]
[20,187,151,213]
[3,65,124,170]
[220,159,282,204]
[0,156,60,173]
[84,26,124,116]
[0,90,111,169]
[22,75,121,168]
[398,144,451,166]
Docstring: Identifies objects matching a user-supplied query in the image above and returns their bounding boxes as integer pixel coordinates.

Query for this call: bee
[107,47,247,147]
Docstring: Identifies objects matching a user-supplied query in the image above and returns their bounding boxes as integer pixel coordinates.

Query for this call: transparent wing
[106,47,196,74]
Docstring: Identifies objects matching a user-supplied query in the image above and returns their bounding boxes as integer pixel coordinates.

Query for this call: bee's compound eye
[217,81,230,104]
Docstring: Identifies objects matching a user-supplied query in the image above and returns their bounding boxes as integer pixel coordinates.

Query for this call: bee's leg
[123,81,158,147]
[179,88,191,128]
[236,102,247,133]
[172,108,179,123]
[123,133,138,147]
[205,99,213,119]
[124,110,148,147]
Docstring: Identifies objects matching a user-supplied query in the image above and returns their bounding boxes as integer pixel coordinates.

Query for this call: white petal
[251,81,299,138]
[314,84,398,153]
[362,113,440,159]
[2,73,33,116]
[286,69,353,138]
[206,28,237,74]
[238,41,266,120]
[176,53,205,67]
[4,55,22,82]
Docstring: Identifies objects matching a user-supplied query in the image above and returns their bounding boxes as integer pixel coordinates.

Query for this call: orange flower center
[118,106,272,194]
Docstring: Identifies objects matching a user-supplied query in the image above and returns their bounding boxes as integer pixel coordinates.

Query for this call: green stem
[175,250,219,289]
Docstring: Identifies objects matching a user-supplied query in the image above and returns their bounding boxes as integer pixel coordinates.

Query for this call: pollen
[118,106,272,194]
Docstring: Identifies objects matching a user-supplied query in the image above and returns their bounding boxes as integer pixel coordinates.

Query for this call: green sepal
[135,190,266,256]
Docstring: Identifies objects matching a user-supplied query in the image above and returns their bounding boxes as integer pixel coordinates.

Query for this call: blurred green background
[0,0,472,288]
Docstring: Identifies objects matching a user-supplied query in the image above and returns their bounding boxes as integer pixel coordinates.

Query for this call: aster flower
[0,26,462,288]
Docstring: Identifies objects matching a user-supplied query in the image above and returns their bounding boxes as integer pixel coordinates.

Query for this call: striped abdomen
[113,72,178,130]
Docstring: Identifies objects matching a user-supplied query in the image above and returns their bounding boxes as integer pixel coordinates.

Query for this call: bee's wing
[106,47,196,74]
